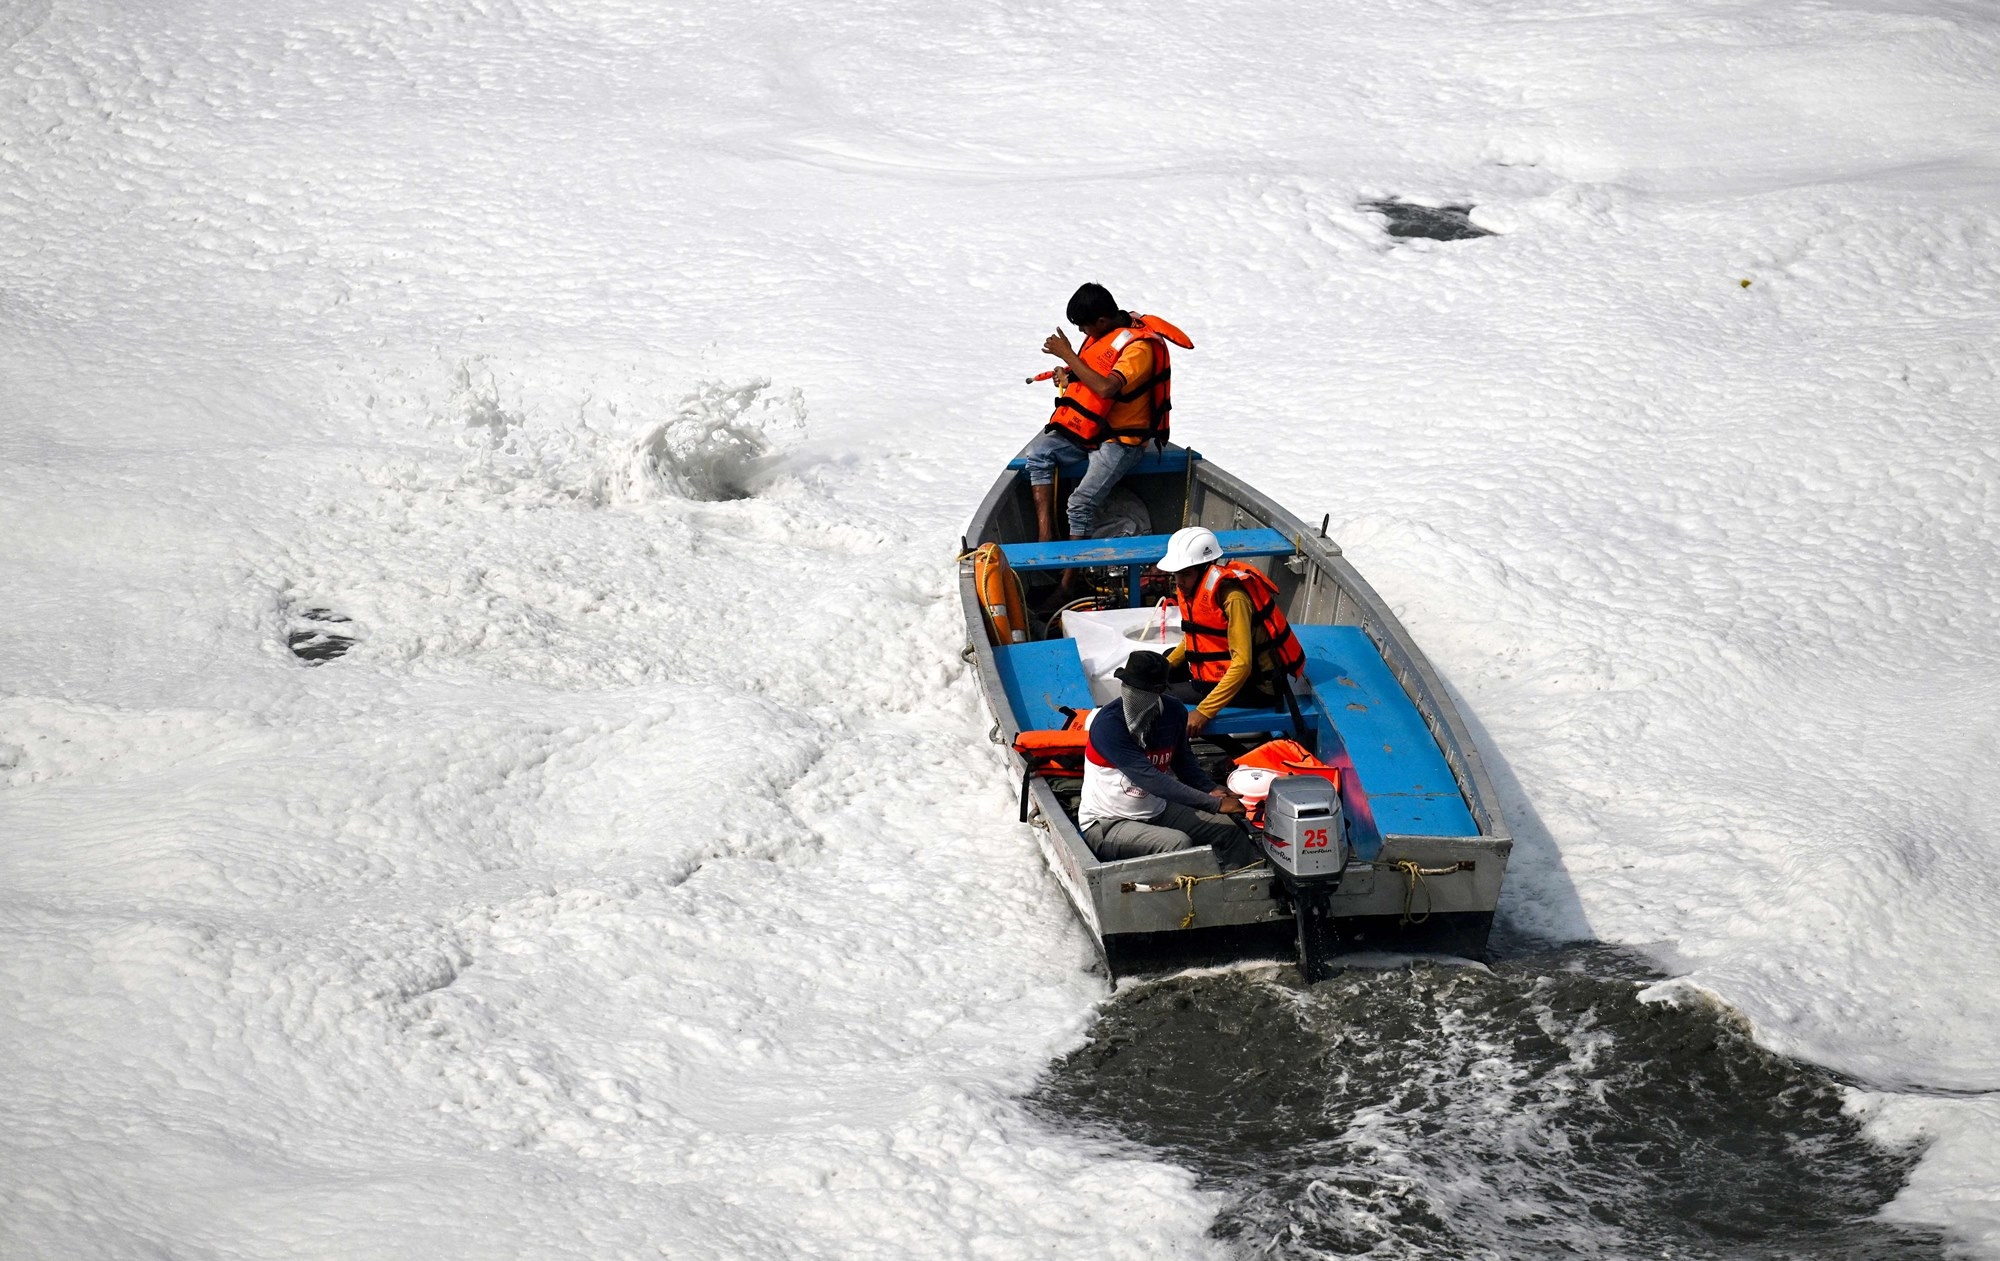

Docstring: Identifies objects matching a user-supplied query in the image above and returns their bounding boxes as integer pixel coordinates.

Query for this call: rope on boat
[1170,861,1266,929]
[1134,858,1467,929]
[1391,860,1469,926]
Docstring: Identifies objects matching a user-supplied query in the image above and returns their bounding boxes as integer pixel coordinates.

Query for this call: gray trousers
[1086,800,1251,863]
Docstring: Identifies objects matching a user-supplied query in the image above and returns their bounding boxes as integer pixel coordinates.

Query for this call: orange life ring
[974,542,1030,646]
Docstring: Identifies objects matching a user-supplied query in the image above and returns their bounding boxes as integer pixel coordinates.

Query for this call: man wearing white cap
[1156,526,1308,735]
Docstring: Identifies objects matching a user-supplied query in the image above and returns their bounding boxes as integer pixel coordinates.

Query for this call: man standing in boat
[1021,283,1192,543]
[1078,650,1253,862]
[1158,526,1309,736]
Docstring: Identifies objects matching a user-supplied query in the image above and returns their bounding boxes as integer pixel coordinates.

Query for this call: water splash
[430,364,805,506]
[1034,948,1943,1259]
[611,378,806,503]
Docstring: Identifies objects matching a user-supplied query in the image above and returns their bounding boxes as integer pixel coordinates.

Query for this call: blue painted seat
[1177,626,1476,840]
[1201,705,1309,736]
[992,622,1478,842]
[993,638,1096,732]
[997,528,1293,574]
[999,528,1294,605]
[1004,447,1194,478]
[1292,625,1476,840]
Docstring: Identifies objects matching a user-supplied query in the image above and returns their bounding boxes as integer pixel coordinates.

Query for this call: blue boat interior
[999,528,1293,605]
[991,525,1477,855]
[1004,447,1195,479]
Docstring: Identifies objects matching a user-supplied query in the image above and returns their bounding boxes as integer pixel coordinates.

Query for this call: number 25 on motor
[1302,827,1329,849]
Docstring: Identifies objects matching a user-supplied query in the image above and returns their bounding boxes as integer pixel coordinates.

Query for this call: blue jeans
[1018,429,1146,540]
[1019,427,1083,487]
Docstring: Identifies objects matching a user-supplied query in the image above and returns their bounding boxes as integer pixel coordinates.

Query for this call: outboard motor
[1256,775,1348,981]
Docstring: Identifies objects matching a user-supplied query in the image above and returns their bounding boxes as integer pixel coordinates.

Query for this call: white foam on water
[3,0,1998,1254]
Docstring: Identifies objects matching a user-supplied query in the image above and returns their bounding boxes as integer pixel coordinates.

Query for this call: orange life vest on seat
[1228,738,1341,829]
[1010,707,1093,823]
[1048,313,1191,450]
[1233,738,1339,789]
[1011,709,1092,772]
[1173,560,1306,685]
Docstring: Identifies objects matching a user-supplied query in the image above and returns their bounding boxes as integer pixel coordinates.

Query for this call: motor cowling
[1257,775,1348,884]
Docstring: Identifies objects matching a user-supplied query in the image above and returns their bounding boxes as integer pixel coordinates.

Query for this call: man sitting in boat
[1158,526,1309,736]
[1020,283,1190,544]
[1079,649,1252,862]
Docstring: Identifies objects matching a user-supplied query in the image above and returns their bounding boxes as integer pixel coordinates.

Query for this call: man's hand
[1042,328,1079,366]
[1214,791,1246,818]
[1186,709,1210,736]
[1042,328,1121,399]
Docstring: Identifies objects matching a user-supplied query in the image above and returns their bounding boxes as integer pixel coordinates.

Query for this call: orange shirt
[1100,337,1157,444]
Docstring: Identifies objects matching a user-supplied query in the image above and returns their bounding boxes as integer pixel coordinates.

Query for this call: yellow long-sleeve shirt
[1167,586,1275,719]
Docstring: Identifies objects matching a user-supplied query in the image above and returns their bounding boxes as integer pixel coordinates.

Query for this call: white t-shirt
[1077,706,1170,829]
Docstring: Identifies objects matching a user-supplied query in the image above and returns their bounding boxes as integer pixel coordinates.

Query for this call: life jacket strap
[1053,396,1107,424]
[1113,366,1169,404]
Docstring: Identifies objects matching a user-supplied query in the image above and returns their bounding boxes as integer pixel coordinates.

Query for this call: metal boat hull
[961,446,1511,973]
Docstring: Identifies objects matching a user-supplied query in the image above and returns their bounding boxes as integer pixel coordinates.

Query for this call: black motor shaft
[1254,775,1349,982]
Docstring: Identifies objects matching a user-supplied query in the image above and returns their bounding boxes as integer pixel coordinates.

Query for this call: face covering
[1121,685,1163,744]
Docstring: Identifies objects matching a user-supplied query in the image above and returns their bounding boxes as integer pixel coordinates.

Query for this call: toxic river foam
[3,0,1999,1257]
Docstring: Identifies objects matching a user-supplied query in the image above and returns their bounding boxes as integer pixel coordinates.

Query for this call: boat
[958,444,1512,979]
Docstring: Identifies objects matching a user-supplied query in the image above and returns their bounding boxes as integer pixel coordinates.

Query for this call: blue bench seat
[1005,447,1195,478]
[993,639,1096,733]
[1291,625,1477,843]
[992,622,1477,847]
[997,528,1293,573]
[999,529,1294,605]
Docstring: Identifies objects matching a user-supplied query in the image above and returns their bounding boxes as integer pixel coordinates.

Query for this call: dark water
[288,607,355,663]
[1034,948,1944,1259]
[1361,200,1493,241]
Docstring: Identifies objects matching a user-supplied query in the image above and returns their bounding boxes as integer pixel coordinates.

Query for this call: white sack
[1060,605,1182,705]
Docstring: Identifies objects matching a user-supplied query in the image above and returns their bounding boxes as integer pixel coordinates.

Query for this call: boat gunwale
[1187,457,1510,842]
[958,446,1510,947]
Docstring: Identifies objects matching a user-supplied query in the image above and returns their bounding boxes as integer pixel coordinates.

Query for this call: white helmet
[1158,526,1222,573]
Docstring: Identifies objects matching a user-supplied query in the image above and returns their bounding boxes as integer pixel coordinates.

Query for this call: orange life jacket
[1010,707,1092,822]
[1173,560,1306,685]
[1048,313,1191,450]
[1228,739,1341,829]
[1233,739,1339,790]
[1011,709,1091,770]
